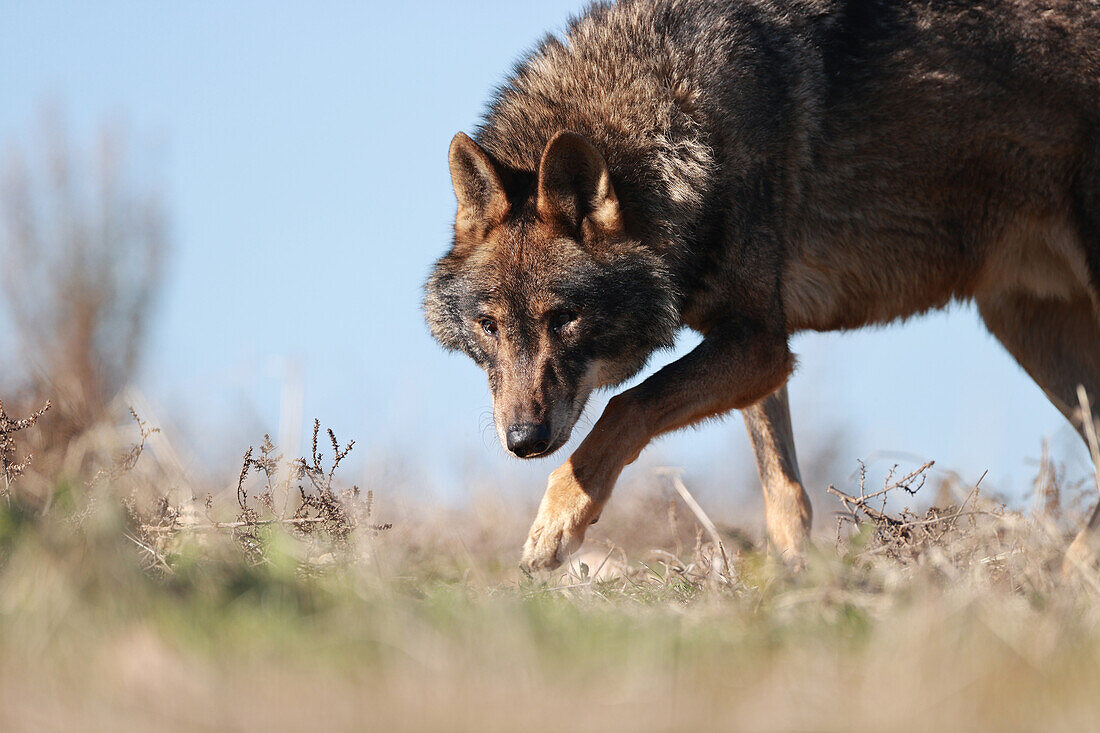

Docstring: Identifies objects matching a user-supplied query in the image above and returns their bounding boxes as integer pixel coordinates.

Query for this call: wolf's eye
[549,310,577,331]
[478,317,498,337]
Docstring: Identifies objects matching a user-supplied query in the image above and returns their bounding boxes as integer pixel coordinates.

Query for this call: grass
[1,407,1100,731]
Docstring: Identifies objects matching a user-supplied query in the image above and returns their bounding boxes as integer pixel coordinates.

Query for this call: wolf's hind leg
[743,383,812,560]
[978,293,1100,578]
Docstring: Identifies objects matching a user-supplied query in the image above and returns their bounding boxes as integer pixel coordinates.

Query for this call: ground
[2,414,1099,732]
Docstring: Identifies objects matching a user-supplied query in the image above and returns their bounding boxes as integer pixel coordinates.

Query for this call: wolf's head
[424,131,678,458]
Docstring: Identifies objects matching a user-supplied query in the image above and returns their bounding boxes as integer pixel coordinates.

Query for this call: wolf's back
[479,0,1100,167]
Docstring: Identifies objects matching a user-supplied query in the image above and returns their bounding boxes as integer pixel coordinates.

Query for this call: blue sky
[1,1,1090,508]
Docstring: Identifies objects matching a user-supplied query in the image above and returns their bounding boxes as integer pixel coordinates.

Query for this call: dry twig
[657,468,733,583]
[0,399,51,497]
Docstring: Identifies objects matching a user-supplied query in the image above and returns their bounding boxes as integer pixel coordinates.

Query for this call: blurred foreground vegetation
[1,404,1100,732]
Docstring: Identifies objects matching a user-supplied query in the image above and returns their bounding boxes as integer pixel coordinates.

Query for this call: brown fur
[424,0,1100,571]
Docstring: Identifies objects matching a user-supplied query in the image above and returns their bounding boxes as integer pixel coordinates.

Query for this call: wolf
[423,0,1100,572]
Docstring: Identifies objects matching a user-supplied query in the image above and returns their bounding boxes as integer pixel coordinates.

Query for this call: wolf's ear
[449,132,509,235]
[536,131,623,237]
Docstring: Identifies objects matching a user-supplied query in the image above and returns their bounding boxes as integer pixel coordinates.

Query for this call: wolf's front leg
[521,324,793,571]
[522,395,646,571]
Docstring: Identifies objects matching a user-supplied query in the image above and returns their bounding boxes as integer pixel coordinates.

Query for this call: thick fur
[424,0,1100,572]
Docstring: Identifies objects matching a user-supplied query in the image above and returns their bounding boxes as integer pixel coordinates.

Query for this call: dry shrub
[124,418,391,574]
[827,457,1098,597]
[1,109,166,484]
[0,391,390,585]
[0,399,51,497]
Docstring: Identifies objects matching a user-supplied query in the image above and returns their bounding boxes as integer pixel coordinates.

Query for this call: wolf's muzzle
[506,422,552,458]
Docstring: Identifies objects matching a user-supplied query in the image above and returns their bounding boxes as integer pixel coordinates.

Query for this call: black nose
[506,422,552,457]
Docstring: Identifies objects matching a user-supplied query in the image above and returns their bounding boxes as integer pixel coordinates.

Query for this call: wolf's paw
[520,462,601,572]
[521,519,583,572]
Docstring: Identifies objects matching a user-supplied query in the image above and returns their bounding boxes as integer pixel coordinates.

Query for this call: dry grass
[1,405,1099,732]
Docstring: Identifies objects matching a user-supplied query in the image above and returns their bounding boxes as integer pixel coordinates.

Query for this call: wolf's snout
[506,422,551,458]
